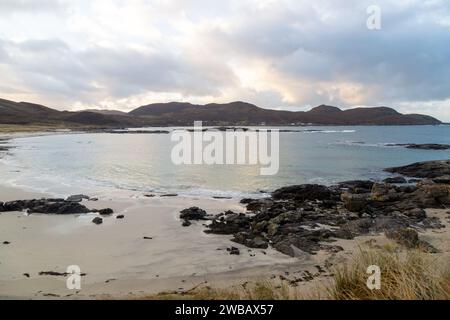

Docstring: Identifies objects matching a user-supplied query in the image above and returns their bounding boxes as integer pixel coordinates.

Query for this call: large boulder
[338,180,374,193]
[179,207,207,220]
[341,192,370,212]
[272,184,332,201]
[383,176,407,184]
[370,183,400,202]
[417,180,450,205]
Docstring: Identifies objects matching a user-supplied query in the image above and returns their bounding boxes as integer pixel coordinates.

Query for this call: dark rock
[341,192,370,212]
[227,246,240,255]
[180,207,207,220]
[384,227,439,252]
[1,199,98,215]
[338,180,374,193]
[23,273,30,278]
[432,175,450,184]
[116,215,125,219]
[2,200,26,211]
[92,217,103,225]
[232,232,268,249]
[186,160,450,258]
[66,194,90,202]
[29,201,91,214]
[3,241,10,245]
[205,215,251,235]
[39,271,87,277]
[182,220,192,227]
[383,176,407,184]
[94,208,114,216]
[404,208,426,219]
[386,159,450,178]
[143,237,153,240]
[391,143,450,150]
[160,194,178,197]
[272,184,332,201]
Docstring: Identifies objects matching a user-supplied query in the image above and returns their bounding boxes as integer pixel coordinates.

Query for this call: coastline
[0,184,299,299]
[1,130,449,299]
[1,183,449,299]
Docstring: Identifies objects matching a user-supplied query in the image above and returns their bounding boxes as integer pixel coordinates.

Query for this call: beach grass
[329,245,450,300]
[138,245,450,300]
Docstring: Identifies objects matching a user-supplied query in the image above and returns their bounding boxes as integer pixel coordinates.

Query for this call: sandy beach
[1,181,449,299]
[0,184,301,299]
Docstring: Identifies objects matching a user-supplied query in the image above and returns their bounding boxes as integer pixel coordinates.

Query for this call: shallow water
[1,125,450,198]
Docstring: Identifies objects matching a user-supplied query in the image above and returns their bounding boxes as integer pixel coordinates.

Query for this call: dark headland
[0,98,442,130]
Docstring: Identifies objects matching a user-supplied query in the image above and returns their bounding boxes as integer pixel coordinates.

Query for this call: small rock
[227,246,240,255]
[97,208,114,216]
[182,220,191,227]
[66,194,90,202]
[116,214,125,219]
[92,217,103,225]
[3,241,10,245]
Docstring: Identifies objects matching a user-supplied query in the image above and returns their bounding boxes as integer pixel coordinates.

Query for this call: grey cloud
[202,0,450,106]
[0,0,449,118]
[0,38,238,103]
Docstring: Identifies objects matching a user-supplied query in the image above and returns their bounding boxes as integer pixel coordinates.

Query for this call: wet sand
[0,185,303,299]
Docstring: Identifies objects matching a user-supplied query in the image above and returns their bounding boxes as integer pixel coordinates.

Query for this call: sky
[0,0,449,120]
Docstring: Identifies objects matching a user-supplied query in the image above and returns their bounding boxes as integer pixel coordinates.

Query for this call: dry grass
[328,245,450,300]
[146,280,304,300]
[138,245,449,300]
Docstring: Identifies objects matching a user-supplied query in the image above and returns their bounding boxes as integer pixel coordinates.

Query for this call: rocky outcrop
[388,143,450,150]
[386,159,450,178]
[0,198,112,215]
[182,167,447,257]
[383,176,407,184]
[180,207,207,220]
[272,184,334,201]
[179,207,208,226]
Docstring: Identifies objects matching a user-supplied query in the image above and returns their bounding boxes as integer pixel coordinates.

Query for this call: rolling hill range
[0,98,442,128]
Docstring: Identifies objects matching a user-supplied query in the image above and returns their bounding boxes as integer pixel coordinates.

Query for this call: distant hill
[80,109,127,116]
[130,102,441,126]
[0,98,442,128]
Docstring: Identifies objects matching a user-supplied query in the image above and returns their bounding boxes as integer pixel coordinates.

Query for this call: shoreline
[1,131,449,299]
[1,176,449,299]
[0,184,302,299]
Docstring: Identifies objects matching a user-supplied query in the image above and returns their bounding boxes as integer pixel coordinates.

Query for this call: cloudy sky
[0,0,449,120]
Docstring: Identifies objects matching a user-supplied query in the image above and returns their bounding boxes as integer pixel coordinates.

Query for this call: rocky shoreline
[180,159,450,257]
[1,157,449,259]
[0,194,114,224]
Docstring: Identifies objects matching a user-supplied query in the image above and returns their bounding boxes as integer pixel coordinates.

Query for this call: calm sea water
[1,125,450,198]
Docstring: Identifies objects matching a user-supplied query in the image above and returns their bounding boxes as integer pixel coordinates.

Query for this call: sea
[1,125,450,199]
